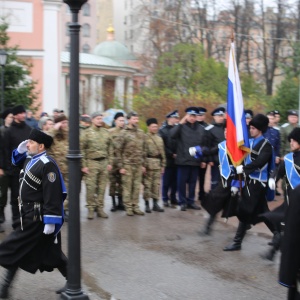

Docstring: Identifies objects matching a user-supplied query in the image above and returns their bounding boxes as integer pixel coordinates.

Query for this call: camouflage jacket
[47,128,69,175]
[114,126,146,168]
[108,127,123,165]
[145,132,166,170]
[80,125,113,168]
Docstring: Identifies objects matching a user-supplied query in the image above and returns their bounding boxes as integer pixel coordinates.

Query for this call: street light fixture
[61,0,89,300]
[0,49,7,116]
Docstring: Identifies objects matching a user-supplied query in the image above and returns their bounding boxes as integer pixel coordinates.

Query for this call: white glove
[236,165,244,174]
[268,178,276,190]
[189,147,196,156]
[43,224,55,235]
[231,186,239,195]
[17,140,28,154]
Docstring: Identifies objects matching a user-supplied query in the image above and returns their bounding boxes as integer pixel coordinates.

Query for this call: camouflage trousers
[84,159,108,209]
[109,165,122,197]
[143,169,161,200]
[121,164,142,209]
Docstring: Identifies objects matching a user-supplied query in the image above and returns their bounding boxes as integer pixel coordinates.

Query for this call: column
[96,75,104,112]
[114,76,125,108]
[42,0,62,114]
[126,77,133,110]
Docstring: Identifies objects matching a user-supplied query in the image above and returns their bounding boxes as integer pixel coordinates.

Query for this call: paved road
[0,182,286,300]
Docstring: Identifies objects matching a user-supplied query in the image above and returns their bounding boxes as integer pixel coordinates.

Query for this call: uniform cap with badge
[211,107,225,116]
[198,107,207,116]
[185,107,199,115]
[244,109,253,119]
[166,110,179,118]
[287,110,299,116]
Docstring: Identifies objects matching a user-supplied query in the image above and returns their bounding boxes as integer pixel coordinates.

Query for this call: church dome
[93,26,136,61]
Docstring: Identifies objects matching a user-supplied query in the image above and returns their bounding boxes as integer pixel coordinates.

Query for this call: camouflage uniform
[144,132,166,212]
[108,127,123,209]
[80,124,113,218]
[114,126,146,215]
[280,123,300,157]
[47,128,69,211]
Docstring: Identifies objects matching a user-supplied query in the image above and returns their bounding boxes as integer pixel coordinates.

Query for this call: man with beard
[81,112,113,219]
[0,105,32,222]
[47,114,69,220]
[223,114,276,251]
[0,129,67,299]
[109,112,125,211]
[158,110,179,208]
[114,112,146,216]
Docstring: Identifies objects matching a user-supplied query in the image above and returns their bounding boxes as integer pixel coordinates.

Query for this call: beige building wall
[96,0,113,43]
[61,0,98,53]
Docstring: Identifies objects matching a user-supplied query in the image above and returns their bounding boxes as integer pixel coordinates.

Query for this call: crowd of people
[0,104,299,299]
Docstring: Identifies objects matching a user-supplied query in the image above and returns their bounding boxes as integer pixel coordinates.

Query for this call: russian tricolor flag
[226,42,250,166]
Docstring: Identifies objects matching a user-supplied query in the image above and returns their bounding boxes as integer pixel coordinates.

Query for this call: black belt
[91,157,106,161]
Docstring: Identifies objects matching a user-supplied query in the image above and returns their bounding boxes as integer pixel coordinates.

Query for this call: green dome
[93,40,136,61]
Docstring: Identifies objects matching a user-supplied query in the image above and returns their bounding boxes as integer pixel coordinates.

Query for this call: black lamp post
[61,1,89,299]
[0,49,7,117]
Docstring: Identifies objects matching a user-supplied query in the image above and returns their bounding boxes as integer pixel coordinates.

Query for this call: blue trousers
[162,166,177,204]
[177,165,199,205]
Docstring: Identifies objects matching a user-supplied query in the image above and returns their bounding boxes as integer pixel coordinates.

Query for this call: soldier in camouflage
[280,110,299,157]
[108,112,125,211]
[143,118,166,213]
[114,112,146,216]
[80,112,113,220]
[47,114,69,220]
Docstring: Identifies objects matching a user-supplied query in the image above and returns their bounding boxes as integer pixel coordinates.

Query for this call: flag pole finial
[231,30,234,42]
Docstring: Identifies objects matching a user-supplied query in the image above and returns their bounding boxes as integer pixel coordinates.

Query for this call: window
[82,23,90,37]
[65,44,70,52]
[82,44,90,53]
[82,3,90,16]
[66,22,70,36]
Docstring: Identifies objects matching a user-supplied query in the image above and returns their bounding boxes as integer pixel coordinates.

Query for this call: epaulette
[281,123,289,128]
[273,126,280,131]
[205,124,214,130]
[40,156,50,164]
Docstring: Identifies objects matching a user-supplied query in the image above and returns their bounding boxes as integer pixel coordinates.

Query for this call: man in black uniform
[159,110,179,208]
[170,107,205,211]
[0,105,32,223]
[223,114,275,251]
[0,129,67,298]
[196,107,209,200]
[204,107,226,190]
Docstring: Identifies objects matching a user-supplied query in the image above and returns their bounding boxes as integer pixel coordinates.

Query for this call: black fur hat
[288,128,300,144]
[28,129,53,148]
[146,118,158,126]
[249,114,269,133]
[12,105,26,116]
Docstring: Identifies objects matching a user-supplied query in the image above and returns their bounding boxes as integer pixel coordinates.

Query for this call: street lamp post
[61,1,89,300]
[0,49,8,117]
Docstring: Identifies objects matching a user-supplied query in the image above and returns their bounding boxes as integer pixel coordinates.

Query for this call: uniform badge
[47,172,56,182]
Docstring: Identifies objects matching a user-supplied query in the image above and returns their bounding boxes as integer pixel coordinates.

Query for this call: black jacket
[170,122,206,166]
[1,121,32,173]
[158,122,177,167]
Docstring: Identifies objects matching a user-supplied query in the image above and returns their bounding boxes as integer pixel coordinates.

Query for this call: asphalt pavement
[0,180,286,300]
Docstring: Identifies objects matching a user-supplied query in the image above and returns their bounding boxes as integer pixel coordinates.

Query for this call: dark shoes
[0,207,5,224]
[153,200,164,212]
[223,243,242,251]
[181,204,187,211]
[187,203,201,210]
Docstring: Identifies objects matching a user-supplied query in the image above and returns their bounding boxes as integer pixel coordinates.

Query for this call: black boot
[201,214,215,236]
[0,207,5,224]
[223,222,248,251]
[56,265,67,294]
[0,267,18,299]
[117,196,125,211]
[261,232,281,261]
[152,199,164,212]
[145,201,151,213]
[111,196,117,212]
